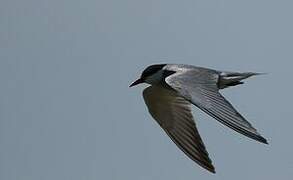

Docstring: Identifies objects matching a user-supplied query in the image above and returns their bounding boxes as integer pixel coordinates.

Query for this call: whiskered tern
[130,64,268,173]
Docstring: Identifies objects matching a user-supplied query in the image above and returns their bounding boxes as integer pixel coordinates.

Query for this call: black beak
[129,78,144,87]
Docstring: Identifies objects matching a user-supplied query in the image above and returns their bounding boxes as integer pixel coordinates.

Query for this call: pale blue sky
[1,0,292,179]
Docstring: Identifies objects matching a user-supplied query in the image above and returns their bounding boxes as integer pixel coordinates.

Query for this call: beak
[129,78,144,87]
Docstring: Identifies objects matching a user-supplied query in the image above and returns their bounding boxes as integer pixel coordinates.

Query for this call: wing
[143,86,215,173]
[165,69,268,144]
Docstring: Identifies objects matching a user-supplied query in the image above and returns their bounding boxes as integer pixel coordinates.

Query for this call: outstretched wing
[143,86,215,173]
[165,69,268,144]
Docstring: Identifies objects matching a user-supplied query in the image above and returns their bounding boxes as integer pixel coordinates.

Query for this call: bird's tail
[218,72,265,89]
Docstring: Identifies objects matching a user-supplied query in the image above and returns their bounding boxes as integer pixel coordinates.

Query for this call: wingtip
[257,135,269,145]
[210,168,216,174]
[262,138,269,145]
[203,164,216,174]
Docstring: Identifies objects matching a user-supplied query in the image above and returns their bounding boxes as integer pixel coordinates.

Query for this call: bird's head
[129,64,168,87]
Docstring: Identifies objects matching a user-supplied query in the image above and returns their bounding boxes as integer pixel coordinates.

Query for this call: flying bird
[130,64,268,173]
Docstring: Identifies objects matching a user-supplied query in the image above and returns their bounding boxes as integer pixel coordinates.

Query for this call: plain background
[1,0,292,179]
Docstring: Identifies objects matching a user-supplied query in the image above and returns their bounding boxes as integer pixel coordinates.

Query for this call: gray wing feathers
[165,70,268,144]
[143,86,215,173]
[196,85,267,143]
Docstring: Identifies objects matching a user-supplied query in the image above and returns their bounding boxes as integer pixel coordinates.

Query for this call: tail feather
[218,72,265,89]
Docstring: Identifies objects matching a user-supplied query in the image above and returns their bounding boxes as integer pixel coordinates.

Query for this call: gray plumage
[130,64,268,173]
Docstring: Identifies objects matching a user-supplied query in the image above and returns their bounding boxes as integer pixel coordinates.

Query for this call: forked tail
[218,72,265,89]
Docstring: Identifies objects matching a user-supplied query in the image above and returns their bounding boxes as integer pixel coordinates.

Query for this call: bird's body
[130,64,267,173]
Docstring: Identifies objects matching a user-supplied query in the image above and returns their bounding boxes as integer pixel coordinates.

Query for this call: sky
[1,0,293,179]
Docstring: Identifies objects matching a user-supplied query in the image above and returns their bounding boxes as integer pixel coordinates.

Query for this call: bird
[129,64,268,173]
